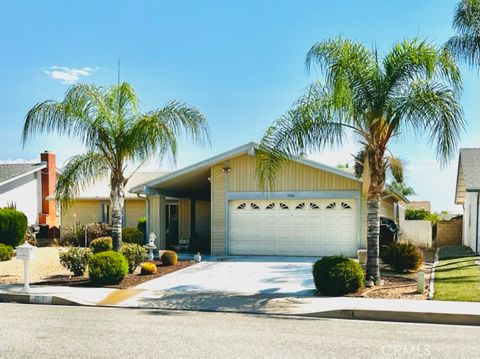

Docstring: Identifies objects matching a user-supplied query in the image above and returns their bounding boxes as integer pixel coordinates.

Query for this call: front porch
[143,164,212,255]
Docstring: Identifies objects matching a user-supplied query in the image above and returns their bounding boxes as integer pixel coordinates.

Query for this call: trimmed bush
[140,262,157,275]
[89,237,112,254]
[0,208,28,247]
[122,227,144,246]
[121,243,146,273]
[0,243,14,261]
[381,241,423,273]
[161,250,178,266]
[59,247,92,276]
[88,251,128,285]
[137,217,147,236]
[312,256,364,295]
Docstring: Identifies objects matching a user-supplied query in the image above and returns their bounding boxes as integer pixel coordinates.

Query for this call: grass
[434,246,480,302]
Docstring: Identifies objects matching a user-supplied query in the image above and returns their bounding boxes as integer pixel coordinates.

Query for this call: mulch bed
[346,275,428,300]
[33,260,194,289]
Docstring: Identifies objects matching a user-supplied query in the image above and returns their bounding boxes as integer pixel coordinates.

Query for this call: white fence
[400,220,432,248]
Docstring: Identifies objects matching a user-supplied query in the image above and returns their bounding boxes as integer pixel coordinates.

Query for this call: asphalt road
[1,303,480,358]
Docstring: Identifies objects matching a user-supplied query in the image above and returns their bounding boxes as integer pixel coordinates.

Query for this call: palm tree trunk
[366,193,381,282]
[110,176,125,252]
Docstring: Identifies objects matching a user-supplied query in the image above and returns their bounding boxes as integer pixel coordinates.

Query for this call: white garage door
[230,199,357,257]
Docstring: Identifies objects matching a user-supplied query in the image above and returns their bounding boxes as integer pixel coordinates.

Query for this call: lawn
[434,246,480,302]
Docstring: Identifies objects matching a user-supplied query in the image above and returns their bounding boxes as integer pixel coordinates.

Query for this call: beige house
[131,143,408,257]
[60,172,165,235]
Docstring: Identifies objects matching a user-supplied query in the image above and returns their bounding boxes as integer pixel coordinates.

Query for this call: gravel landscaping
[0,247,70,284]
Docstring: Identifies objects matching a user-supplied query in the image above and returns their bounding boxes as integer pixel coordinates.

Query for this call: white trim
[0,164,46,188]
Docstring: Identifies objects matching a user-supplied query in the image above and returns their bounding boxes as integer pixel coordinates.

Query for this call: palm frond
[387,156,404,183]
[56,152,109,209]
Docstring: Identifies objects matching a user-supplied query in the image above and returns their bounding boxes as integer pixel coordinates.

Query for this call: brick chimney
[38,151,58,228]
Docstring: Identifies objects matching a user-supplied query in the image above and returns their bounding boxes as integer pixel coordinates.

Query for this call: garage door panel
[230,199,357,257]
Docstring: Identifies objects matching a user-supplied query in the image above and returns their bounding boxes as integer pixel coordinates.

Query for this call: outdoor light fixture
[222,166,231,173]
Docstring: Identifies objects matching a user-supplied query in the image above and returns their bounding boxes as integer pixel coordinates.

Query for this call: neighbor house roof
[0,163,46,187]
[130,142,409,203]
[459,149,480,190]
[56,172,167,200]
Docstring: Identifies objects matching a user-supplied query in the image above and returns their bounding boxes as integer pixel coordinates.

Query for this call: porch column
[159,195,167,250]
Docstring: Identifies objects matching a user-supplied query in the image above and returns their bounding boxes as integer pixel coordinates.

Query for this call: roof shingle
[459,148,480,190]
[0,163,45,185]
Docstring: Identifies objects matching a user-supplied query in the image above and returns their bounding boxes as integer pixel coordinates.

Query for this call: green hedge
[122,227,144,246]
[0,208,28,247]
[312,256,364,295]
[0,243,14,261]
[88,251,128,285]
[89,237,113,254]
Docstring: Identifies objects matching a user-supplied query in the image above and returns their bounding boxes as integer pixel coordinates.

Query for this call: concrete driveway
[136,257,316,297]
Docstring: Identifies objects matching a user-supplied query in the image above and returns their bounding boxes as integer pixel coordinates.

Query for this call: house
[59,172,165,235]
[0,151,58,230]
[455,148,480,252]
[130,142,408,257]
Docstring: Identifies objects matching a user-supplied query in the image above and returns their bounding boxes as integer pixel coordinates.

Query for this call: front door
[166,203,179,248]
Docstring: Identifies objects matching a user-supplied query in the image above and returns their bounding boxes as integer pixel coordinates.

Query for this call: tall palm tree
[257,38,464,283]
[22,82,209,251]
[390,181,416,197]
[446,0,480,68]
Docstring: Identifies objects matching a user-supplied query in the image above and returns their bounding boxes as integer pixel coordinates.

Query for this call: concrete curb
[304,308,480,326]
[0,293,80,306]
[427,248,440,300]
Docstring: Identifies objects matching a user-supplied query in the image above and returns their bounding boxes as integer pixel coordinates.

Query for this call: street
[1,303,480,358]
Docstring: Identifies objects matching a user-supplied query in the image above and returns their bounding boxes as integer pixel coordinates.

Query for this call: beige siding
[195,200,211,238]
[179,199,191,239]
[62,200,101,232]
[228,154,358,192]
[124,200,146,228]
[211,164,226,255]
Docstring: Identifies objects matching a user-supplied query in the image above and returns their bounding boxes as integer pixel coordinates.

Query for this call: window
[100,203,110,224]
[236,203,246,210]
[341,202,352,209]
[250,203,260,210]
[295,203,305,210]
[265,203,275,210]
[310,203,320,210]
[280,203,289,210]
[326,202,336,210]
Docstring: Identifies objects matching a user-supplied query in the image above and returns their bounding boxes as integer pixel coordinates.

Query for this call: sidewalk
[1,283,480,325]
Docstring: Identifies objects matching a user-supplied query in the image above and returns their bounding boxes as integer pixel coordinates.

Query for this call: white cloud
[44,66,98,84]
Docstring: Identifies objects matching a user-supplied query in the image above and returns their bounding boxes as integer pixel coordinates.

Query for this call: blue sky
[0,0,478,212]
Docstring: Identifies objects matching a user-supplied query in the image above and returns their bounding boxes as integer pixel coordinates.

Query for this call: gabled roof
[130,142,361,194]
[458,148,480,190]
[0,163,46,187]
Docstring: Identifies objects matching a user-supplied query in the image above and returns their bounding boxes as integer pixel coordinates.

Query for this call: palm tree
[22,82,209,251]
[256,38,464,283]
[446,0,480,68]
[390,180,416,197]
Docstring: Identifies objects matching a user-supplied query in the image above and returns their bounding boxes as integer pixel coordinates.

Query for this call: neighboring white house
[455,148,480,253]
[0,151,58,228]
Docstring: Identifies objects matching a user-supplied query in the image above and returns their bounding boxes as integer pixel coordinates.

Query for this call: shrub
[381,241,423,273]
[121,243,146,273]
[59,225,84,246]
[161,250,178,266]
[59,247,92,276]
[405,208,440,224]
[312,256,364,295]
[88,251,128,285]
[89,237,113,254]
[0,208,28,247]
[122,227,144,246]
[85,223,112,243]
[24,231,38,246]
[137,217,147,236]
[0,244,13,261]
[140,262,157,275]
